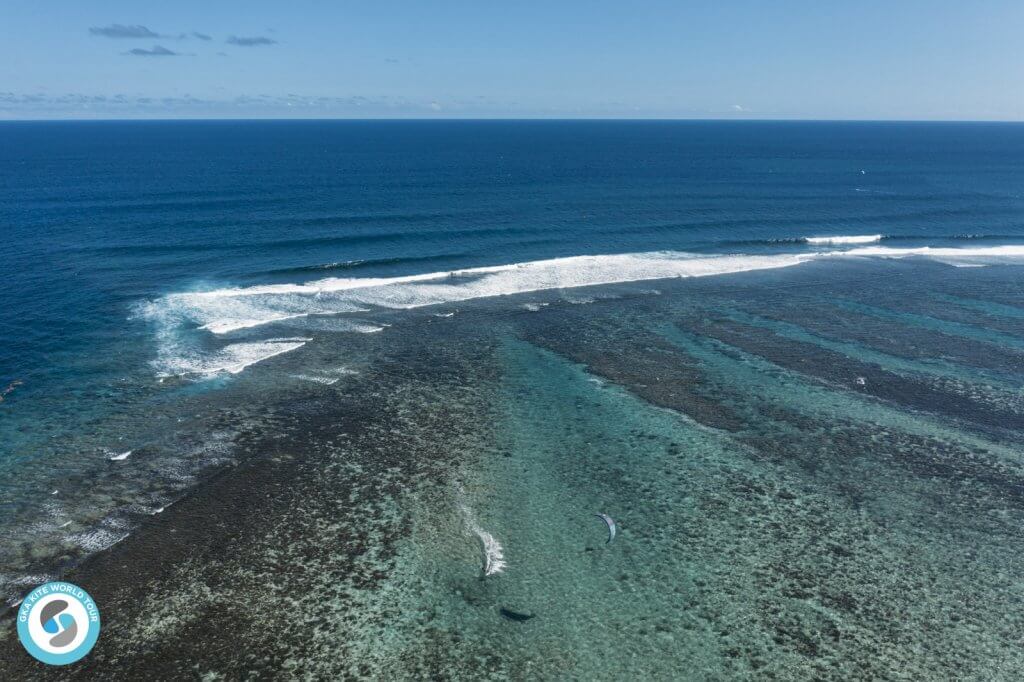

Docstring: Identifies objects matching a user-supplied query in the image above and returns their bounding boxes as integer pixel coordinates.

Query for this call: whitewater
[140,242,1024,378]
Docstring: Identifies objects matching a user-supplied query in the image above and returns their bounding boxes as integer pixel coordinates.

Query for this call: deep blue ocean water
[3,121,1024,676]
[4,121,1023,423]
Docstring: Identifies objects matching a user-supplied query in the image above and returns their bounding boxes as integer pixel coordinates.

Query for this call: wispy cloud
[89,24,162,39]
[89,24,217,42]
[125,45,180,57]
[0,92,479,118]
[226,35,277,47]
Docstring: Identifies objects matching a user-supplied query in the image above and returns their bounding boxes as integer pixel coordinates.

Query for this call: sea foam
[836,244,1024,268]
[805,234,883,245]
[459,502,507,577]
[150,251,814,336]
[152,337,311,378]
[842,244,1024,258]
[141,245,1024,379]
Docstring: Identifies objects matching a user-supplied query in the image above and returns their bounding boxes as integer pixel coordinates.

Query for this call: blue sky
[2,1,1023,120]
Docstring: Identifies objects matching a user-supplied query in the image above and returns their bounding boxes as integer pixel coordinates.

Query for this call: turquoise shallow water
[1,259,1024,678]
[417,263,1024,678]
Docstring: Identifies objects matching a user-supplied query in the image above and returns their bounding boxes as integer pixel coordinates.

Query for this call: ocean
[2,120,1024,678]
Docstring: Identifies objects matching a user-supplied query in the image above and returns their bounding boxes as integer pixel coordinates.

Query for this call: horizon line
[3,116,1024,124]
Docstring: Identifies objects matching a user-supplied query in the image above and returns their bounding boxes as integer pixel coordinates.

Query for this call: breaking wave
[150,252,813,332]
[719,233,1019,249]
[457,491,507,577]
[805,234,883,245]
[835,244,1024,267]
[139,244,1024,379]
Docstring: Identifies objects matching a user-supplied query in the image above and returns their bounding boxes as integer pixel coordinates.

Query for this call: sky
[2,1,1023,120]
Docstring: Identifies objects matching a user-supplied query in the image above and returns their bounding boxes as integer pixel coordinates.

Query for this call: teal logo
[17,582,100,665]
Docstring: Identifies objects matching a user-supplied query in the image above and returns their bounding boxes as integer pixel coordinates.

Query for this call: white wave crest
[837,244,1024,267]
[472,525,507,577]
[805,234,882,245]
[146,251,813,338]
[457,488,507,577]
[289,374,339,385]
[153,337,310,378]
[139,244,1024,379]
[138,251,816,379]
[843,244,1024,258]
